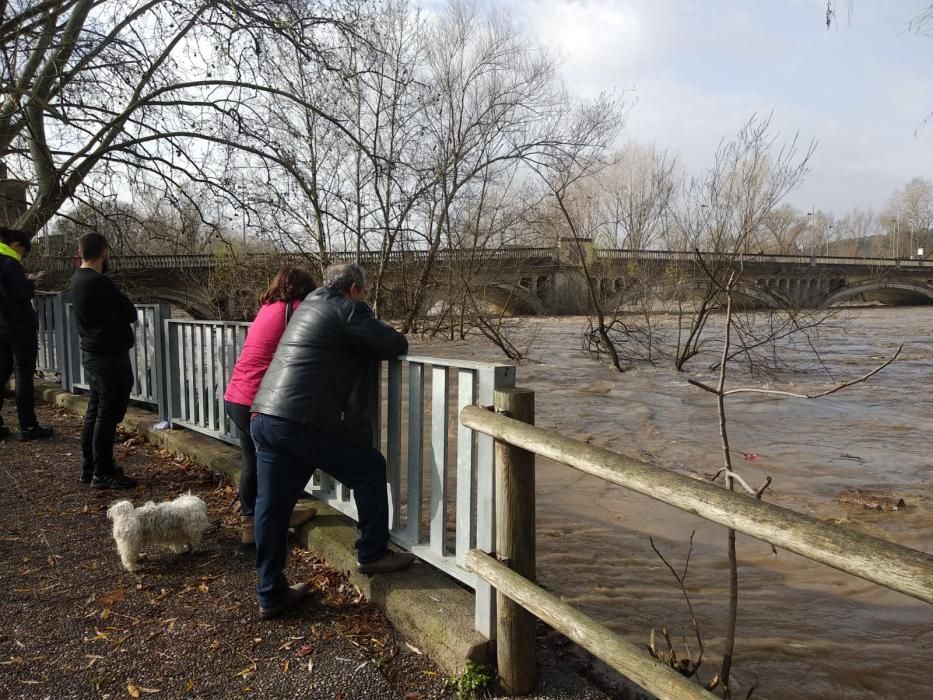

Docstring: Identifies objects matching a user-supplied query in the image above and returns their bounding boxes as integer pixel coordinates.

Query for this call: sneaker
[19,425,53,441]
[259,583,310,620]
[79,470,93,485]
[91,472,138,490]
[0,425,9,440]
[357,550,416,575]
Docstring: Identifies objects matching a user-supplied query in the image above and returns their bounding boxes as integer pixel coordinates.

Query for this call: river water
[410,306,933,699]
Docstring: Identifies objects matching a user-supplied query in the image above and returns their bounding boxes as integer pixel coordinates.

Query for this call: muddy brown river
[410,307,933,699]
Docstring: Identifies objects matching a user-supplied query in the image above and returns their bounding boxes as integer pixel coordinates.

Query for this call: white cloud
[503,0,933,214]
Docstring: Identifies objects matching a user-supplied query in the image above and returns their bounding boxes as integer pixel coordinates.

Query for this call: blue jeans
[251,413,390,608]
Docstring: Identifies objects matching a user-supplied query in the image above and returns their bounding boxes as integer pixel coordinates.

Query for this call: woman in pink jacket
[224,266,317,545]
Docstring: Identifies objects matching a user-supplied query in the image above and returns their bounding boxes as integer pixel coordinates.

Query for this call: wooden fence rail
[460,399,933,698]
[465,550,718,700]
[460,405,933,606]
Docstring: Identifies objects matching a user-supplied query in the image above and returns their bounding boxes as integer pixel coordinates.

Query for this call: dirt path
[0,404,450,699]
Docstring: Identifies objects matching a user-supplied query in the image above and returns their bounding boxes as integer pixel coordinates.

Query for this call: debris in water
[838,489,907,511]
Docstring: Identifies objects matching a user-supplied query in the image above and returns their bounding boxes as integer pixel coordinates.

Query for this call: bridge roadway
[38,248,933,318]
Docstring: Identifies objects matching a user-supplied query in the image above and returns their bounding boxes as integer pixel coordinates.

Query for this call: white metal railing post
[430,365,450,557]
[386,359,403,531]
[163,319,180,428]
[474,364,516,638]
[53,292,70,390]
[153,305,171,421]
[405,362,425,545]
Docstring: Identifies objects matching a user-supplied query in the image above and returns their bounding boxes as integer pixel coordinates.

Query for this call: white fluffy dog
[107,494,210,572]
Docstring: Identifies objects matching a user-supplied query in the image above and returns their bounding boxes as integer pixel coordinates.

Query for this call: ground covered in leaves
[0,404,451,699]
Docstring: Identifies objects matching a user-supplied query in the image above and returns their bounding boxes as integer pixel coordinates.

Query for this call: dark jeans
[251,413,389,608]
[81,352,133,476]
[0,332,39,431]
[225,400,256,516]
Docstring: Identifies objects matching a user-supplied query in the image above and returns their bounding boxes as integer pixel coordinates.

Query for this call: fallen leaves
[127,680,161,696]
[98,588,126,606]
[235,663,256,679]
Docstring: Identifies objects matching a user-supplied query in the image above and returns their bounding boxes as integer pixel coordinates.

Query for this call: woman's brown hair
[258,266,317,305]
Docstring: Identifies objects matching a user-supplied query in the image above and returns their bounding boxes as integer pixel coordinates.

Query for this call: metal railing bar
[430,366,450,557]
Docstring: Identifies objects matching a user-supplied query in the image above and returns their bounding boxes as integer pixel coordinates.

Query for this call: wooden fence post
[494,388,536,695]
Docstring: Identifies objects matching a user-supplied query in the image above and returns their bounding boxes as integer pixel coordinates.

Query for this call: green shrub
[451,660,496,699]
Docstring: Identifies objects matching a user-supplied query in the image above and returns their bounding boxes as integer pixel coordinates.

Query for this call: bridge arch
[132,288,215,319]
[420,284,547,317]
[821,280,933,307]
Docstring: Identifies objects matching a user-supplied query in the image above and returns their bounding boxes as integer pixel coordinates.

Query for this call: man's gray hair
[323,263,367,293]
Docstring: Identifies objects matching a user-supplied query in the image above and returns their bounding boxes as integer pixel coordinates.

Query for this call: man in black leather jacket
[250,263,414,619]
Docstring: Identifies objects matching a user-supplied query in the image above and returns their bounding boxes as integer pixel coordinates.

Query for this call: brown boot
[288,505,317,529]
[241,516,255,546]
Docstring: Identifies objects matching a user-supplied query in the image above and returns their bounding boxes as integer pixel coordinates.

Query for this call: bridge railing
[36,295,515,637]
[38,247,931,277]
[37,246,560,274]
[595,248,931,267]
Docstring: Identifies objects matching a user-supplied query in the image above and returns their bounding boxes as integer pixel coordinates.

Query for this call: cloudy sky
[436,1,933,215]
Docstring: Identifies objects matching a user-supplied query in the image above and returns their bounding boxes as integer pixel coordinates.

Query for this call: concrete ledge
[34,382,491,677]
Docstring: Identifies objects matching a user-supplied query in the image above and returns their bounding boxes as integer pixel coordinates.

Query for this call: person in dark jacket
[0,226,53,441]
[70,233,138,489]
[250,263,414,619]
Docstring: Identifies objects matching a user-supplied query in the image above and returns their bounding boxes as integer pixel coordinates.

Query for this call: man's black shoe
[91,472,138,490]
[358,550,416,575]
[0,425,10,440]
[19,425,53,441]
[79,471,93,485]
[259,583,310,620]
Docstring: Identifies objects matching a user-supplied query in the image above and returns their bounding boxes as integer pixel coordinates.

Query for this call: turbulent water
[409,307,933,700]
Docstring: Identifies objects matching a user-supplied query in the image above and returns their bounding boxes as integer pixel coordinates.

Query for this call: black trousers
[0,331,39,431]
[224,400,257,516]
[81,352,134,476]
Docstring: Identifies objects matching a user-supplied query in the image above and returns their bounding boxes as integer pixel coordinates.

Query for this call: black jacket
[69,268,137,354]
[251,287,408,447]
[0,253,37,338]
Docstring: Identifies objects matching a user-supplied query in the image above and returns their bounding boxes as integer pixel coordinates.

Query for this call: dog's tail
[106,500,135,521]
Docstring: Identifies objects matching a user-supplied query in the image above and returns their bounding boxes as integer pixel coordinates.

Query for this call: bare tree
[887,177,933,257]
[0,0,373,236]
[579,142,680,250]
[686,269,900,698]
[670,114,816,370]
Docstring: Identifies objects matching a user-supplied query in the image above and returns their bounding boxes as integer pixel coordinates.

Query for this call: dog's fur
[107,494,209,572]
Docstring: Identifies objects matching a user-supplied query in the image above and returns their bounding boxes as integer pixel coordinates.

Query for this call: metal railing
[39,248,932,277]
[33,292,67,380]
[35,293,514,637]
[595,248,931,267]
[163,319,250,442]
[39,247,559,273]
[63,302,172,418]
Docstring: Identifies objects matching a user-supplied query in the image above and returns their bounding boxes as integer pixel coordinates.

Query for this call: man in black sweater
[0,227,53,441]
[70,233,138,489]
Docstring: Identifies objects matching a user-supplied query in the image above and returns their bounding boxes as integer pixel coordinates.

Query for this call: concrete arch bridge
[37,246,933,319]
